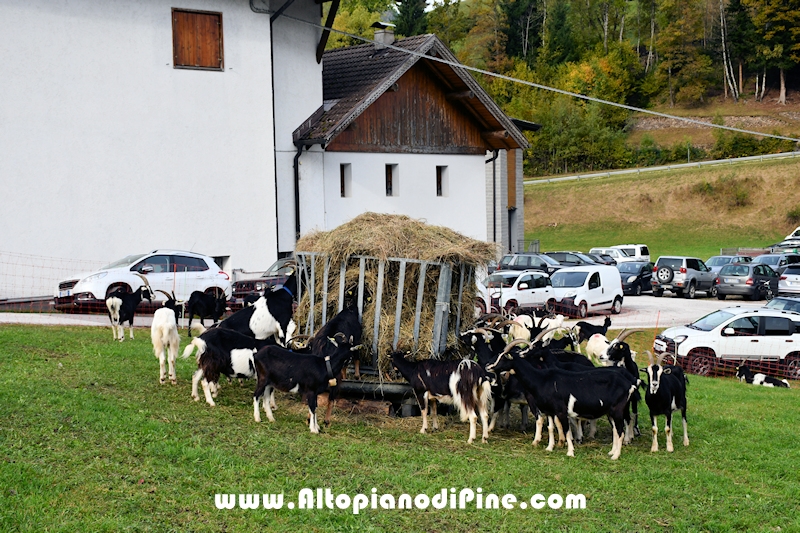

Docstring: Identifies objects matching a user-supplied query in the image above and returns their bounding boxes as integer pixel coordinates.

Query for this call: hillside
[524,157,800,259]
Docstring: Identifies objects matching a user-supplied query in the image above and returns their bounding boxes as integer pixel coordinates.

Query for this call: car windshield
[485,272,520,288]
[617,262,643,273]
[783,266,800,275]
[262,259,294,276]
[688,310,736,331]
[539,255,560,266]
[574,253,596,263]
[706,256,731,267]
[550,271,588,288]
[765,298,800,313]
[719,265,750,276]
[101,254,147,270]
[755,255,779,265]
[499,255,513,266]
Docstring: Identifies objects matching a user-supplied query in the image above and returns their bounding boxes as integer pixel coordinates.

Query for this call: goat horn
[532,326,561,345]
[133,272,152,290]
[646,350,655,366]
[654,351,666,366]
[615,329,646,343]
[155,290,173,300]
[501,338,531,355]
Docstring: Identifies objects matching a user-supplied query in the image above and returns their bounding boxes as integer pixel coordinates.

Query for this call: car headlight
[564,290,577,298]
[82,272,107,282]
[626,275,637,283]
[673,335,688,344]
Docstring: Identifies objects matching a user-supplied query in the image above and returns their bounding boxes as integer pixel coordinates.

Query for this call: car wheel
[656,266,674,283]
[661,353,678,366]
[708,285,718,298]
[545,299,556,313]
[504,300,518,314]
[578,302,588,319]
[476,298,487,315]
[653,289,663,298]
[634,284,642,296]
[688,348,716,376]
[611,297,622,314]
[205,287,226,299]
[105,283,131,299]
[717,293,727,300]
[786,355,800,381]
[749,290,760,301]
[684,283,696,299]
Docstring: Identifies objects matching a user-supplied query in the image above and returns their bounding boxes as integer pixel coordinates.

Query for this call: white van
[612,244,650,263]
[549,265,624,318]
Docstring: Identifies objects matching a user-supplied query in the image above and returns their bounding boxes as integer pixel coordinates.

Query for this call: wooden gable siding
[507,149,517,208]
[326,63,488,155]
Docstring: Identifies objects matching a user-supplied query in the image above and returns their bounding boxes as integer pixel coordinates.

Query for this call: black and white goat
[598,329,645,439]
[736,364,790,388]
[391,351,492,444]
[151,306,181,384]
[105,273,153,341]
[252,333,360,433]
[182,326,272,406]
[640,351,689,452]
[155,290,184,323]
[217,270,297,345]
[573,316,612,349]
[186,290,229,336]
[487,349,637,459]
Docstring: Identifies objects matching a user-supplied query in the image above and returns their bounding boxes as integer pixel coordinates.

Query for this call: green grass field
[2,325,799,532]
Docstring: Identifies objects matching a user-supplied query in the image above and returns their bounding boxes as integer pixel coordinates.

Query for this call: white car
[55,250,231,311]
[589,247,636,263]
[653,307,800,380]
[549,265,624,318]
[779,265,800,296]
[476,270,554,314]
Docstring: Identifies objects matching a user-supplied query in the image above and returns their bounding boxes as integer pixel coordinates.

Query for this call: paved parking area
[0,292,765,331]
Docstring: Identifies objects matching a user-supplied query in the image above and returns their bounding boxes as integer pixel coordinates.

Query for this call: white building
[0,1,530,298]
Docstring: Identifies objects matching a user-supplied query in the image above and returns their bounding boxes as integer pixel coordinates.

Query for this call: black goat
[155,290,184,323]
[487,350,637,460]
[105,273,153,341]
[182,326,273,406]
[252,333,359,433]
[599,329,646,439]
[574,316,612,346]
[391,352,492,444]
[186,290,228,336]
[736,364,790,388]
[217,270,297,345]
[641,352,689,452]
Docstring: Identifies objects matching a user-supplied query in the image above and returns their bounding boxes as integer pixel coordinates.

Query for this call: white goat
[537,314,565,344]
[151,307,180,384]
[584,333,610,365]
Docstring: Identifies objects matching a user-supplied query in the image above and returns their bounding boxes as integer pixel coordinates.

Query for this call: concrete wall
[308,152,489,241]
[0,0,284,279]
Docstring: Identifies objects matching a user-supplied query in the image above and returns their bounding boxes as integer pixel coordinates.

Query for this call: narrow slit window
[436,166,448,197]
[340,163,351,198]
[385,164,398,196]
[172,9,224,71]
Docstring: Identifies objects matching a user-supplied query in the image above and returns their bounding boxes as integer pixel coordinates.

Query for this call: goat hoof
[481,437,487,444]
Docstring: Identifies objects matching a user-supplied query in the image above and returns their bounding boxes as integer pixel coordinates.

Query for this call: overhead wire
[274,11,800,143]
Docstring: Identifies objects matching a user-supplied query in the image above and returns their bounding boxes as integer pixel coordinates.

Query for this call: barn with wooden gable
[290,31,531,254]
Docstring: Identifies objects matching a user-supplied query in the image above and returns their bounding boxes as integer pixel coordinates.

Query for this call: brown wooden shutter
[172,10,223,70]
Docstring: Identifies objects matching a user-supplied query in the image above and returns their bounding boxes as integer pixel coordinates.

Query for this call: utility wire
[274,11,800,143]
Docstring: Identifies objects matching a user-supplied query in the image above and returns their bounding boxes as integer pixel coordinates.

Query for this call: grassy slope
[2,325,800,532]
[525,157,800,259]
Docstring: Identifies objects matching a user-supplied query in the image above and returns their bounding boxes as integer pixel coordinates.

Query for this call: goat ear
[327,336,339,347]
[664,368,672,374]
[504,353,513,360]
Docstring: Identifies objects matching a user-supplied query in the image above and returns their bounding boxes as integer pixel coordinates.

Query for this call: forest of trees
[325,0,800,175]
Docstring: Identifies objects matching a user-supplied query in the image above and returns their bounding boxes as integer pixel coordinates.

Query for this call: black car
[616,261,654,296]
[494,253,562,275]
[544,251,596,267]
[231,258,296,306]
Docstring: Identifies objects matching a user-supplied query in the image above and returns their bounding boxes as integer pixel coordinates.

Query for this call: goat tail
[783,379,790,388]
[182,337,206,360]
[106,297,122,322]
[190,323,207,335]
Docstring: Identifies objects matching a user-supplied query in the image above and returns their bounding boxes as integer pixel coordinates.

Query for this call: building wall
[309,152,489,241]
[485,149,509,257]
[270,0,324,254]
[0,0,280,278]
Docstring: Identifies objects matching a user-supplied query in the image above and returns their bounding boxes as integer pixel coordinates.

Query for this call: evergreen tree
[500,0,541,63]
[395,0,429,37]
[539,0,578,67]
[427,0,473,48]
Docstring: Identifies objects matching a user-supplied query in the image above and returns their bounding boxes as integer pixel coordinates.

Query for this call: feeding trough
[293,213,496,401]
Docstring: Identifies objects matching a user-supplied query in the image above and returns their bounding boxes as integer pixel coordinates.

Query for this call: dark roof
[293,34,529,150]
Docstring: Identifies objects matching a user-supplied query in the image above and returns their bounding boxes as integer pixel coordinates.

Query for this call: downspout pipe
[293,144,303,242]
[485,150,500,245]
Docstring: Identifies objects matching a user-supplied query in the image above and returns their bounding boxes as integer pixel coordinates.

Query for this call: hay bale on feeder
[294,213,497,374]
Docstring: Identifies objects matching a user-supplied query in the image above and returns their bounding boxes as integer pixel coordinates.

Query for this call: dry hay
[294,213,498,375]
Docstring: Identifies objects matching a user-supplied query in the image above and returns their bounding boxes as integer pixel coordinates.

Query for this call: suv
[752,253,800,275]
[495,253,562,275]
[55,250,231,311]
[653,307,800,379]
[651,256,717,299]
[231,258,296,305]
[477,270,554,314]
